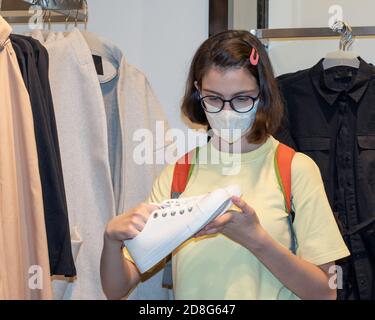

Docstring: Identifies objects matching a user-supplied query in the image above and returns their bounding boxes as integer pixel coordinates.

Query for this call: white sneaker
[124,185,241,273]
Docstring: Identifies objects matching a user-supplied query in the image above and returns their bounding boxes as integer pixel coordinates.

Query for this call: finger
[204,212,233,230]
[132,212,148,224]
[194,230,208,238]
[194,230,205,238]
[196,227,222,237]
[201,228,219,235]
[134,203,159,218]
[194,227,211,237]
[127,216,146,232]
[143,203,160,213]
[231,196,254,216]
[123,226,140,240]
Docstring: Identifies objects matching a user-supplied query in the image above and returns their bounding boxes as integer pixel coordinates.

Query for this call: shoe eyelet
[162,212,167,217]
[171,211,176,216]
[188,207,193,212]
[153,213,158,218]
[180,209,185,215]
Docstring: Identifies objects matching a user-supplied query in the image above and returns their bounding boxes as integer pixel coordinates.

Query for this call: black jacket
[10,34,76,277]
[276,58,375,300]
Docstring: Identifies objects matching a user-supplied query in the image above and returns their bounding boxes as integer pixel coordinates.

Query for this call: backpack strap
[163,148,198,289]
[274,143,298,254]
[274,143,296,218]
[170,148,197,199]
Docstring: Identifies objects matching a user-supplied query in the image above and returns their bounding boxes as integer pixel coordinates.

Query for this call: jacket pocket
[357,136,375,262]
[295,137,331,178]
[357,135,375,150]
[357,135,375,186]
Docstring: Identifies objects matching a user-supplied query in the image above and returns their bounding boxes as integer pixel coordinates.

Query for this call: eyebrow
[202,88,257,96]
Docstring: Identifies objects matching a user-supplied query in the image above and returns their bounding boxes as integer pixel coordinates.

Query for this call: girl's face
[194,67,261,150]
[197,67,259,109]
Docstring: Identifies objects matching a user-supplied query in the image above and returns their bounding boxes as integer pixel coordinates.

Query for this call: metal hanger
[48,9,52,31]
[65,9,72,31]
[323,20,360,70]
[84,0,88,30]
[0,0,87,28]
[74,5,79,27]
[41,0,49,30]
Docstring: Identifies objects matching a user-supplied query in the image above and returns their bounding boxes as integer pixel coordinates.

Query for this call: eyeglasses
[199,93,260,113]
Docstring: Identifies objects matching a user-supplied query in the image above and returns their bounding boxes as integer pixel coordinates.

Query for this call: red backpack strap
[164,148,197,288]
[274,143,296,216]
[170,148,198,198]
[275,143,298,254]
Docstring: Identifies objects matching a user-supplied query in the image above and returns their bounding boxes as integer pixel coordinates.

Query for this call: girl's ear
[194,81,200,91]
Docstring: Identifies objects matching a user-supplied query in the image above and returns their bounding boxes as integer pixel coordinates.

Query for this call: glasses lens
[201,96,223,113]
[232,96,255,112]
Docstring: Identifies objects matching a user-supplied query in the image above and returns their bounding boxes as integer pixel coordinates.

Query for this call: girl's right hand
[104,203,159,243]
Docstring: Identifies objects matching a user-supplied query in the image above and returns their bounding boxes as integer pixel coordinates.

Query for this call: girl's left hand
[194,196,266,249]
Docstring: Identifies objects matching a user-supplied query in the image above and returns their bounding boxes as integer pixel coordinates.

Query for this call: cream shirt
[124,136,350,299]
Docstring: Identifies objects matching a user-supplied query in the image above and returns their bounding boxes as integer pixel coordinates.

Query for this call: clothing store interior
[0,0,374,301]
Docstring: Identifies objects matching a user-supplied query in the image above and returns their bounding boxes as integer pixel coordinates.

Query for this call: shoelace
[151,203,194,219]
[149,194,207,219]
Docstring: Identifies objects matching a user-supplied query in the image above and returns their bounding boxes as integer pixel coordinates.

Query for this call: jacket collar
[310,57,373,106]
[80,30,122,84]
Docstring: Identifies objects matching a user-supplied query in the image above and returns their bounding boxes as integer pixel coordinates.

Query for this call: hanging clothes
[81,31,171,214]
[276,57,375,300]
[28,28,116,300]
[25,25,172,299]
[81,31,172,300]
[10,34,76,278]
[0,15,52,300]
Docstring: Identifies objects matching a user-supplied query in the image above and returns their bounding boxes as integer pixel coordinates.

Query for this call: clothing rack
[252,25,375,40]
[0,0,88,25]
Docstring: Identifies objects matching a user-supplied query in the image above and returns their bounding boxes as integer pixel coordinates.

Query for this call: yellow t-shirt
[124,136,350,299]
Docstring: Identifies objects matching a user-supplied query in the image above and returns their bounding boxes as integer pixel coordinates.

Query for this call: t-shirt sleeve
[122,164,174,263]
[291,152,351,266]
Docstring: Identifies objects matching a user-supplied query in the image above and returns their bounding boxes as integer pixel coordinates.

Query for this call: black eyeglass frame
[199,93,260,114]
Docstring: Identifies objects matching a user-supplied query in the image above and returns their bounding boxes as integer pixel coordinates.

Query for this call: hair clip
[249,47,259,66]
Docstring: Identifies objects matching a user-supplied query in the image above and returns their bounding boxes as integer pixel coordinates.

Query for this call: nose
[223,101,232,111]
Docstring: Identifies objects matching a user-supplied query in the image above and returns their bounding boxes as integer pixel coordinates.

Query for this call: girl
[100,30,350,300]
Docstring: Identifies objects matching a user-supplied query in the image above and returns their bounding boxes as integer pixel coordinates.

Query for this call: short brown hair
[181,30,283,144]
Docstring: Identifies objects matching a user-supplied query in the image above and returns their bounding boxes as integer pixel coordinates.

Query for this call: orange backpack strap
[274,143,298,254]
[274,143,296,219]
[170,148,198,199]
[164,148,198,289]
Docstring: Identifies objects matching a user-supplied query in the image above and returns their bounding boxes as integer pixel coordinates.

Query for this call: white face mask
[204,100,259,143]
